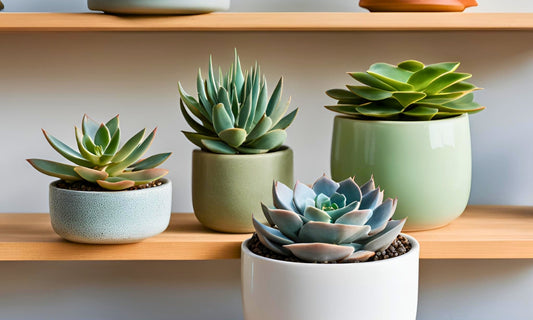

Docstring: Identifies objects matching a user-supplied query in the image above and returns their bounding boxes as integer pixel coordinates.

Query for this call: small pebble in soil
[248,233,411,264]
[55,179,164,191]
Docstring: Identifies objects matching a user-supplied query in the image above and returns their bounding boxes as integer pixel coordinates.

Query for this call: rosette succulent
[179,51,298,154]
[27,114,171,191]
[326,60,485,120]
[253,175,406,263]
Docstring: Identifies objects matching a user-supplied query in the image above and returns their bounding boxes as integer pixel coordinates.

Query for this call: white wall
[1,1,533,320]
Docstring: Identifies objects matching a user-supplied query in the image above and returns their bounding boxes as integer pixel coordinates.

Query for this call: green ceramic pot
[192,147,294,233]
[331,114,471,231]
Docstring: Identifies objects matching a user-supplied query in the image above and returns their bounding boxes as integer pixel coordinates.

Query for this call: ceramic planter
[88,0,230,14]
[331,114,471,231]
[49,179,172,244]
[359,0,477,12]
[241,234,419,320]
[192,147,293,233]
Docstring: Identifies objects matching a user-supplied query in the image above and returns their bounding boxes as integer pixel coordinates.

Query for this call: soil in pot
[247,233,412,264]
[55,179,165,192]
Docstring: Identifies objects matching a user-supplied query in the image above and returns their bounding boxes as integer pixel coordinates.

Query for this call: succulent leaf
[253,175,406,263]
[105,115,120,137]
[363,218,407,252]
[284,243,354,263]
[42,130,93,168]
[246,129,286,150]
[74,166,108,183]
[75,127,100,164]
[180,101,214,136]
[29,115,170,191]
[112,128,145,163]
[130,152,172,171]
[94,124,111,150]
[212,103,234,134]
[117,168,168,185]
[106,128,156,176]
[327,60,484,120]
[82,114,100,138]
[219,128,247,148]
[96,177,135,191]
[27,159,81,181]
[201,139,237,154]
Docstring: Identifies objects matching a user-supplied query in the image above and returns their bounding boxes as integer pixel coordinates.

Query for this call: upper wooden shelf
[0,205,532,261]
[0,13,532,32]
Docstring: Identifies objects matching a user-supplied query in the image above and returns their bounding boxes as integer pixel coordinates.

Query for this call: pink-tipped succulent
[253,175,406,263]
[27,114,171,191]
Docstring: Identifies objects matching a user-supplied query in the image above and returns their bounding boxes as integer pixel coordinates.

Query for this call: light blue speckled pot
[49,179,172,244]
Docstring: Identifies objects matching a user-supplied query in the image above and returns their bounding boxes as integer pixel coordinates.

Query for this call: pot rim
[49,178,171,195]
[335,113,468,125]
[193,145,292,158]
[242,233,419,267]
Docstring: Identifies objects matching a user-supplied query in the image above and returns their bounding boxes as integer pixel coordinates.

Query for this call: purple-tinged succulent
[253,175,406,263]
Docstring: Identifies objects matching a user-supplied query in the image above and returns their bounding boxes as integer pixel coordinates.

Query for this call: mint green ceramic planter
[331,115,471,231]
[192,147,293,233]
[49,179,172,244]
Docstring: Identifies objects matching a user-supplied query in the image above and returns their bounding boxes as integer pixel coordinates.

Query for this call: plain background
[0,0,532,319]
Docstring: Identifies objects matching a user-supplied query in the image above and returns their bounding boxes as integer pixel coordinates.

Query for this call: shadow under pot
[49,179,172,244]
[331,114,471,231]
[241,235,420,320]
[192,147,293,233]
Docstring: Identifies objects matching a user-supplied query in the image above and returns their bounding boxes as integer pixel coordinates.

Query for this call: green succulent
[178,51,298,154]
[27,114,171,191]
[326,60,485,120]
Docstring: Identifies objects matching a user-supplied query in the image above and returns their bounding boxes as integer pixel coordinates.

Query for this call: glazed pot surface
[331,115,471,231]
[88,0,230,14]
[49,179,172,244]
[241,234,419,320]
[192,147,293,233]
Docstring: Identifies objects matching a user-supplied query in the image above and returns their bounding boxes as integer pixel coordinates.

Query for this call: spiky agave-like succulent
[178,51,298,154]
[27,114,171,191]
[326,60,485,120]
[253,175,406,263]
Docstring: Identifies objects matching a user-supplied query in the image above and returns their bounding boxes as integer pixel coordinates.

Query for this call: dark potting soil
[248,233,412,264]
[54,179,165,191]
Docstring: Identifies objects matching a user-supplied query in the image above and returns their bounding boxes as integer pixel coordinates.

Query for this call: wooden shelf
[0,206,532,261]
[0,13,532,32]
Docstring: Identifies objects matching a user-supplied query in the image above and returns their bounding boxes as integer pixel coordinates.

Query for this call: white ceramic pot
[241,234,419,320]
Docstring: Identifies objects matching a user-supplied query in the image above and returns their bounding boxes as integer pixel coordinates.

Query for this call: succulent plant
[179,51,298,154]
[326,60,485,120]
[253,175,406,263]
[27,114,171,191]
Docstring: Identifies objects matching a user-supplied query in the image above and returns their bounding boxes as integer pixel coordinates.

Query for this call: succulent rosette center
[253,175,407,263]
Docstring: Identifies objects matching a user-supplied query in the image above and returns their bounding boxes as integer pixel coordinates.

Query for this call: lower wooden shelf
[0,205,531,261]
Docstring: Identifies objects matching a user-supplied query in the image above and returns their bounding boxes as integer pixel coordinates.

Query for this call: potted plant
[87,0,230,15]
[242,175,419,320]
[27,114,172,244]
[326,60,485,230]
[179,51,298,233]
[359,0,477,12]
